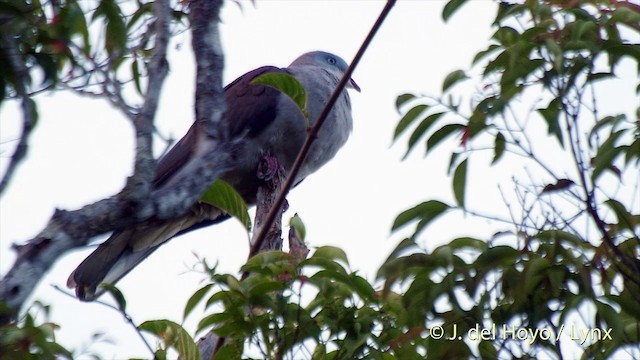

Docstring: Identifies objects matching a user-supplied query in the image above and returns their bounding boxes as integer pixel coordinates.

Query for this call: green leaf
[592,146,626,181]
[127,2,154,30]
[200,179,251,231]
[312,246,350,266]
[183,284,213,320]
[492,26,520,47]
[448,151,461,173]
[492,132,505,164]
[382,238,419,265]
[241,250,295,274]
[139,320,200,360]
[626,136,640,166]
[131,57,143,95]
[604,199,638,233]
[479,340,498,359]
[589,115,625,142]
[196,312,232,334]
[442,69,467,92]
[442,0,468,22]
[591,129,626,181]
[65,1,90,56]
[96,0,127,60]
[301,257,348,275]
[394,104,429,141]
[98,283,126,312]
[214,341,243,359]
[392,200,450,232]
[349,273,375,301]
[607,7,640,33]
[483,50,510,76]
[426,123,464,153]
[252,72,308,118]
[405,112,445,157]
[523,257,552,294]
[453,158,468,208]
[289,213,306,242]
[474,245,518,268]
[537,98,564,147]
[472,44,502,66]
[448,237,487,252]
[396,93,416,110]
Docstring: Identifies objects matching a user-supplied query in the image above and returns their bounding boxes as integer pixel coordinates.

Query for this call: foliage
[0,302,72,359]
[390,0,640,358]
[1,0,188,112]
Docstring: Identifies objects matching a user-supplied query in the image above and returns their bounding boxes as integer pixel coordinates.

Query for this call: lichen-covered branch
[126,0,172,202]
[189,0,226,138]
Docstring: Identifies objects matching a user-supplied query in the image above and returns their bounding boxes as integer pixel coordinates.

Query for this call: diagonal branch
[248,0,397,258]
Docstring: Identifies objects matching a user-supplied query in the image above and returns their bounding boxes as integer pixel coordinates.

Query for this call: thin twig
[52,285,156,356]
[559,70,640,285]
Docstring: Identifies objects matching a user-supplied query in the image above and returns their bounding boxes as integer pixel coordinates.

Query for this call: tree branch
[251,155,287,253]
[0,31,37,196]
[189,0,226,139]
[0,0,228,323]
[126,0,172,203]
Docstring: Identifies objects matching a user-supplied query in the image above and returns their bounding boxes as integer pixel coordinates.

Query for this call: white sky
[1,1,638,358]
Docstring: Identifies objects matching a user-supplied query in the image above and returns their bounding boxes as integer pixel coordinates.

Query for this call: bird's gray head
[291,51,360,92]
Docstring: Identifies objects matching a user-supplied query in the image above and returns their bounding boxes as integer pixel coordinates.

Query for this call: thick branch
[127,0,171,200]
[190,0,226,138]
[251,155,287,252]
[0,31,37,196]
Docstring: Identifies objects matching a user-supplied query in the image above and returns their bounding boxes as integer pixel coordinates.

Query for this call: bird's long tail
[67,205,225,301]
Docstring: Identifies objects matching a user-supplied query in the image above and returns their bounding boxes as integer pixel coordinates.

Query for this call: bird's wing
[224,65,289,138]
[152,65,287,187]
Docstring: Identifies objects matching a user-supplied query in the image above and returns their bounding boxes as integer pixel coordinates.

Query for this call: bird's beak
[348,78,361,92]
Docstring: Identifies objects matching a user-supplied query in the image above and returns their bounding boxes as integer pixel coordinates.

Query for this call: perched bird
[67,51,359,300]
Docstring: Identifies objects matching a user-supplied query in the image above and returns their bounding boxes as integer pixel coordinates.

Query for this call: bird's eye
[327,57,337,65]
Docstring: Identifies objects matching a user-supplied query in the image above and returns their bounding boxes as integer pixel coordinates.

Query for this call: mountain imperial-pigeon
[67,51,359,300]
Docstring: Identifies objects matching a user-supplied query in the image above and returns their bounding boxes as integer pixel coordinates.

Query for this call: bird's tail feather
[67,216,199,301]
[68,207,223,301]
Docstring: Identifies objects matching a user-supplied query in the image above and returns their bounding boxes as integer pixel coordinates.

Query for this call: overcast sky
[1,1,637,358]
